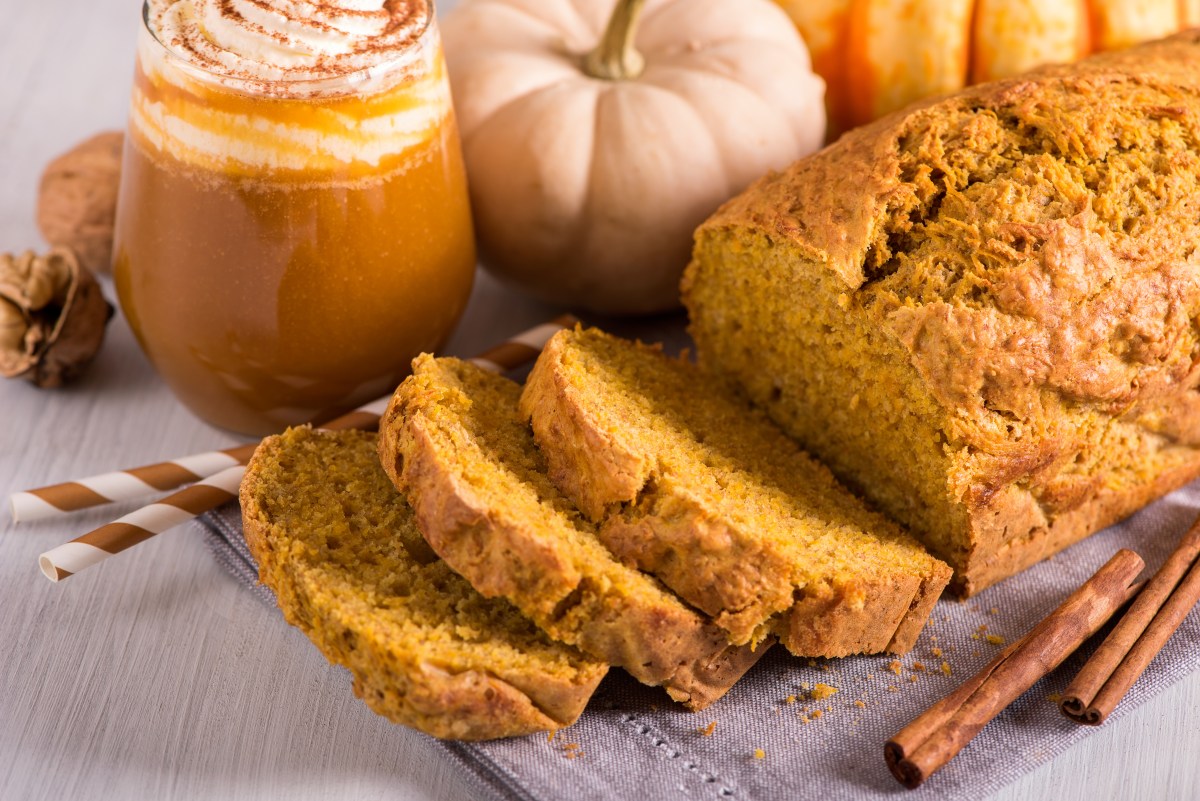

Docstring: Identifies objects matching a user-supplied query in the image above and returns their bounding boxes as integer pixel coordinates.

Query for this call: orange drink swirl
[113,0,475,435]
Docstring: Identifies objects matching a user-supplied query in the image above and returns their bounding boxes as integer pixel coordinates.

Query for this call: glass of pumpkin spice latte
[113,0,475,436]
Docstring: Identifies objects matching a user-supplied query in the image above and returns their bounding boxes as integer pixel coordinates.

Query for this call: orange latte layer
[114,1,475,435]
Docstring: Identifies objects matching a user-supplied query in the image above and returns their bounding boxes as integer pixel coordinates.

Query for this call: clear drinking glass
[113,1,475,435]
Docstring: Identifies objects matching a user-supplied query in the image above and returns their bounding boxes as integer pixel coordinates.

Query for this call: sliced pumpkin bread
[520,327,952,657]
[240,426,607,740]
[379,354,766,710]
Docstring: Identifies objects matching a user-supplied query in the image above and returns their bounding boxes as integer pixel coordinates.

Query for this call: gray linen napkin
[198,478,1200,801]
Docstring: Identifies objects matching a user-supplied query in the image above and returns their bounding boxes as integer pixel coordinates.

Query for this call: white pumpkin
[442,0,826,315]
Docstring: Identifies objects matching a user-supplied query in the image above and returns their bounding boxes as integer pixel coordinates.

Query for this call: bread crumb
[564,742,580,751]
[785,695,797,705]
[754,748,765,759]
[931,647,943,658]
[547,730,556,743]
[811,683,838,700]
[941,661,952,676]
[989,607,999,615]
[907,674,918,683]
[698,721,717,737]
[930,634,939,642]
[887,685,899,693]
[888,660,902,675]
[799,715,811,724]
[565,750,582,760]
[800,682,811,691]
[811,709,823,719]
[986,634,1006,645]
[854,700,866,708]
[1048,692,1063,703]
[807,659,817,667]
[912,662,926,672]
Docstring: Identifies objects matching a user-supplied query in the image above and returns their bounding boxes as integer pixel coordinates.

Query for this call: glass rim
[139,0,435,94]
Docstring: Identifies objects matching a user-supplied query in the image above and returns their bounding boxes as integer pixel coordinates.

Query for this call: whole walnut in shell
[37,131,124,275]
[0,248,113,387]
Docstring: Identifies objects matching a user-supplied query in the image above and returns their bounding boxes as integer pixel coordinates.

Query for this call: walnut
[37,131,124,275]
[0,248,113,387]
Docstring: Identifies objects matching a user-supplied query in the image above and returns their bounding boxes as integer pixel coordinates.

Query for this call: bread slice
[520,327,951,657]
[379,354,766,710]
[240,426,606,740]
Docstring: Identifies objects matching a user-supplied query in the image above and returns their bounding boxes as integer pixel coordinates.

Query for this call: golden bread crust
[240,427,605,740]
[520,328,950,655]
[378,355,765,710]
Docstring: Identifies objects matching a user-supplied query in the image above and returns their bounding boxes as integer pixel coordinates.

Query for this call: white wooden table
[2,2,1198,799]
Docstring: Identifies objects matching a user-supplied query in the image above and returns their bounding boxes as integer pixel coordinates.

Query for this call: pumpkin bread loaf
[240,427,607,740]
[684,32,1200,595]
[379,355,766,710]
[521,327,951,657]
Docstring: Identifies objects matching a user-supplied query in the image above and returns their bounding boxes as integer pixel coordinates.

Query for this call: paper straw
[14,314,578,523]
[37,314,577,583]
[38,466,246,581]
[11,444,258,523]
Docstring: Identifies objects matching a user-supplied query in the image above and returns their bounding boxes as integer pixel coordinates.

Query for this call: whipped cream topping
[146,0,432,86]
[129,0,451,173]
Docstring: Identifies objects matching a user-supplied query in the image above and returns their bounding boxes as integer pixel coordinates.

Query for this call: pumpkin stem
[584,0,647,81]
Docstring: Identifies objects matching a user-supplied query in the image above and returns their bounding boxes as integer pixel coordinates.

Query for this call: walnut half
[0,248,113,388]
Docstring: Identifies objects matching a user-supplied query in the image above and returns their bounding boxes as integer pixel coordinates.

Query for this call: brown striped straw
[12,444,260,523]
[37,314,577,583]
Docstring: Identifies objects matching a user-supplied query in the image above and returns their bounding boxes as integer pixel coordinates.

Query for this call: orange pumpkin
[777,0,1200,132]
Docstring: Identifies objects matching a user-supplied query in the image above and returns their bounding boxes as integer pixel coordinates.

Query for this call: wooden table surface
[2,1,1198,799]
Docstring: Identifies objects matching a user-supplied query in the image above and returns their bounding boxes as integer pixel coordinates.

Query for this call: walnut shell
[36,131,124,275]
[0,248,113,388]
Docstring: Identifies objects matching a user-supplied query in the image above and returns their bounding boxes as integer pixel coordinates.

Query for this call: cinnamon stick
[1060,518,1200,725]
[885,549,1145,789]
